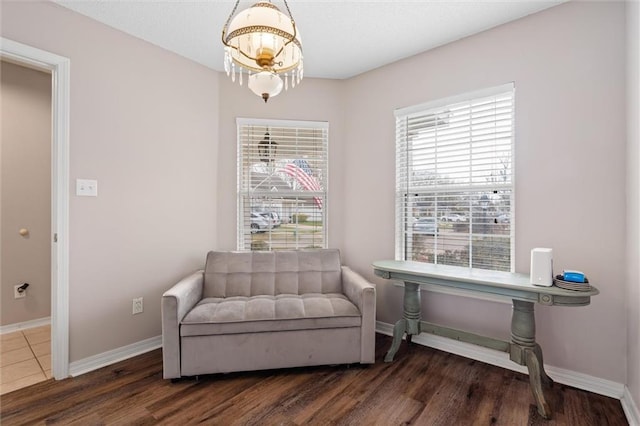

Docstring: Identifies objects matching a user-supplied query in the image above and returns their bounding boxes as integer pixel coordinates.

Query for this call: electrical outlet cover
[132,297,143,314]
[76,179,98,197]
[14,285,26,299]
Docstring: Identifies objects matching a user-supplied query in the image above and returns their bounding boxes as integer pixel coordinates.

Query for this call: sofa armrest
[341,266,376,363]
[161,270,204,379]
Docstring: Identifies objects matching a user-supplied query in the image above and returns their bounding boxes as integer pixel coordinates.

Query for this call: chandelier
[222,0,303,103]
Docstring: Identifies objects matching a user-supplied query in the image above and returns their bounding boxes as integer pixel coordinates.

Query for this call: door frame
[1,38,70,379]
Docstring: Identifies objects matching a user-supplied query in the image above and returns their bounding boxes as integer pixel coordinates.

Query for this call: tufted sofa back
[203,249,343,298]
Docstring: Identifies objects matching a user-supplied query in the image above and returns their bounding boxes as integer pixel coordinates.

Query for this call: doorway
[0,38,70,381]
[0,59,53,394]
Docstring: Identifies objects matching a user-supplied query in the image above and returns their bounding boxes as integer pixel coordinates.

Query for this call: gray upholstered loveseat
[161,249,376,379]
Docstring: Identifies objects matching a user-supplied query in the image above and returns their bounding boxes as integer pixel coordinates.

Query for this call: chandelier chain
[282,0,294,21]
[222,0,242,41]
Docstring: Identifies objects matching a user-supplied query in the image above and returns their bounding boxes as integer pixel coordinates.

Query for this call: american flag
[282,159,323,209]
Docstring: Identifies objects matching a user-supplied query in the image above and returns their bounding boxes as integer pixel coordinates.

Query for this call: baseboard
[622,386,640,426]
[0,317,51,334]
[69,335,162,377]
[376,321,624,400]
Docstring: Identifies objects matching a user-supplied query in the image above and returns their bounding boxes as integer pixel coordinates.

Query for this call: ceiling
[54,0,567,80]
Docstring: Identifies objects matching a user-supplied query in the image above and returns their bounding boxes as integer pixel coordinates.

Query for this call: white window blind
[237,118,328,251]
[395,83,515,272]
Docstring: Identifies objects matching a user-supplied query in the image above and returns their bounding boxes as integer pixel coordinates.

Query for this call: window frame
[236,117,329,251]
[394,83,515,272]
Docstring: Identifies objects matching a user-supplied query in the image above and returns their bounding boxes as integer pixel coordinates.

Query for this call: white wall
[0,1,220,361]
[1,61,52,325]
[626,0,640,411]
[342,1,627,383]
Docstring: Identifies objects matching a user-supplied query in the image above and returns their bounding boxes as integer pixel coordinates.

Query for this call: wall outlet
[14,285,26,299]
[132,297,143,315]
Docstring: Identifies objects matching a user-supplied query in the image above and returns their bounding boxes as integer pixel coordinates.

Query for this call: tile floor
[0,325,51,395]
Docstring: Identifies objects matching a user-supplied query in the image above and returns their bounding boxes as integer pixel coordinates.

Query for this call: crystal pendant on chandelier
[221,0,303,103]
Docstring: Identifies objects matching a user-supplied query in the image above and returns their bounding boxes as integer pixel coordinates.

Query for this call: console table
[372,260,599,419]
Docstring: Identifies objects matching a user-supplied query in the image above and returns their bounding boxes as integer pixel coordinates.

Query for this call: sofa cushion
[203,249,342,298]
[180,293,361,336]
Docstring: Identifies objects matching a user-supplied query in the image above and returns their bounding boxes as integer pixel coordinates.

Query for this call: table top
[372,260,599,305]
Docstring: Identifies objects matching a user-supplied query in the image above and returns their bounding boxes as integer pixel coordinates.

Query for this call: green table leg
[510,300,553,419]
[384,282,421,362]
[384,318,407,362]
[534,342,554,387]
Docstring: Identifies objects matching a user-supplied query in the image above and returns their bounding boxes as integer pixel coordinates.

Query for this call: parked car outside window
[250,212,272,233]
[259,211,281,228]
[413,217,437,235]
[440,214,467,222]
[495,213,510,223]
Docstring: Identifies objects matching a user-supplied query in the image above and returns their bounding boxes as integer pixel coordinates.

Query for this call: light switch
[76,179,98,197]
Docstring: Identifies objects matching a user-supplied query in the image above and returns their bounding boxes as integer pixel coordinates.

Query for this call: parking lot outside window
[236,118,328,251]
[395,84,515,272]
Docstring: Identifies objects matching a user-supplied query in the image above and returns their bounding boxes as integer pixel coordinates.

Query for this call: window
[237,118,328,251]
[395,84,515,272]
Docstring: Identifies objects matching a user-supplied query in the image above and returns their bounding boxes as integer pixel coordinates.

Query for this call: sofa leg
[171,376,201,383]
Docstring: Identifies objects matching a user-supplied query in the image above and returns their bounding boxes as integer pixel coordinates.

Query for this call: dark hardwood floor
[0,334,627,425]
